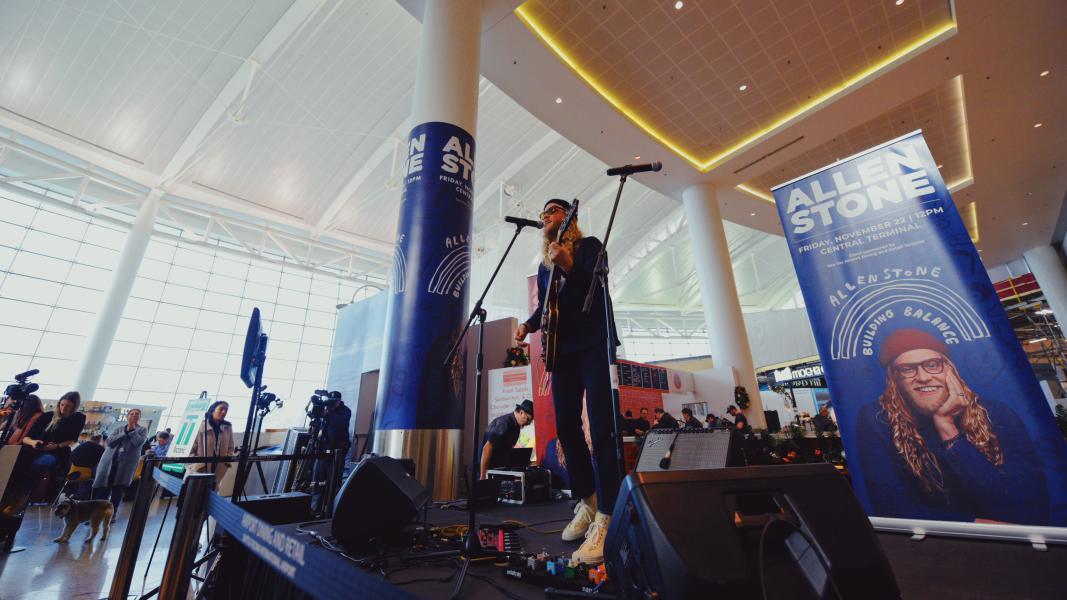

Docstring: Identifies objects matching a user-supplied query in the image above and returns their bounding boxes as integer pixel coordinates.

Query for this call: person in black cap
[479,400,534,479]
[514,198,622,565]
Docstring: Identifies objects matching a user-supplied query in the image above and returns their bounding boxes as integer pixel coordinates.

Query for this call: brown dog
[53,497,114,543]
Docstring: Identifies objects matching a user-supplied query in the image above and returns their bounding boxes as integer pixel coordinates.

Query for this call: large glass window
[0,191,364,432]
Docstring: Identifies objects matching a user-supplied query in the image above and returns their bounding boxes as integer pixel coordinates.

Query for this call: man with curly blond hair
[855,328,1049,524]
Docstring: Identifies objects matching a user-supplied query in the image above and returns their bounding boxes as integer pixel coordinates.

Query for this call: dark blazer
[524,236,620,357]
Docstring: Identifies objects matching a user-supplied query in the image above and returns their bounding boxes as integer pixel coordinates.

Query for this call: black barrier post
[110,456,159,600]
[159,473,214,600]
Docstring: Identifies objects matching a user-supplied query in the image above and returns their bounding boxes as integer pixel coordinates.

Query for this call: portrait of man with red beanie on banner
[855,328,1050,524]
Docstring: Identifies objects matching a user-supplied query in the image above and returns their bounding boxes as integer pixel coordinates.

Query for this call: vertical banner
[172,395,212,457]
[773,131,1067,527]
[528,274,556,464]
[376,122,474,432]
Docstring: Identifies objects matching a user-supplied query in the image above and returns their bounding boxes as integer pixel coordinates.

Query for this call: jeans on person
[550,345,623,514]
[92,485,128,515]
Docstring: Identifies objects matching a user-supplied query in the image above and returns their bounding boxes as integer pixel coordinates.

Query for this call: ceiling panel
[744,75,971,194]
[0,0,286,168]
[516,0,955,167]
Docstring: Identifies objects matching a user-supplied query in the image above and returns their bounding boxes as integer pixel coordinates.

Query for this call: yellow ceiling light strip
[735,183,775,204]
[515,5,956,173]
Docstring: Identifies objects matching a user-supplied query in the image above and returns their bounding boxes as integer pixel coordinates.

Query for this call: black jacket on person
[27,411,87,463]
[322,402,352,450]
[682,416,704,429]
[655,413,679,429]
[524,236,620,358]
[70,441,105,470]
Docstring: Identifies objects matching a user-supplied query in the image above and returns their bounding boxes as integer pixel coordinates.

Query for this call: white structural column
[372,0,483,500]
[682,183,765,427]
[74,189,162,400]
[1024,245,1067,323]
[410,0,482,131]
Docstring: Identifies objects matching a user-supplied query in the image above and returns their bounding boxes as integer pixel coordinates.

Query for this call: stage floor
[0,496,1064,599]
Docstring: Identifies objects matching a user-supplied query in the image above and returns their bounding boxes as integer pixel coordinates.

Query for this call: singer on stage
[514,198,621,565]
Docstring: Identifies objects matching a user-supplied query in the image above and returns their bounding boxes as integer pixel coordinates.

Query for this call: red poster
[528,274,556,464]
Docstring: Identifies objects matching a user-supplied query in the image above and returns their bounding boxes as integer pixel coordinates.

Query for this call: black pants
[92,484,127,514]
[551,345,622,514]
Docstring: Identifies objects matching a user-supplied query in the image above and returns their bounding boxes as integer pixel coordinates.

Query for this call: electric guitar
[540,199,579,372]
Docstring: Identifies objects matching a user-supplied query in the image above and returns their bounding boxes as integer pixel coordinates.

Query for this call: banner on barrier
[772,130,1067,527]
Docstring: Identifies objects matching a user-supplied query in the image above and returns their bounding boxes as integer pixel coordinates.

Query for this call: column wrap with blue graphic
[772,131,1067,527]
[375,122,474,432]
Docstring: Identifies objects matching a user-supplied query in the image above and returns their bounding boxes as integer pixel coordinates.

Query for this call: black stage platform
[279,498,1067,600]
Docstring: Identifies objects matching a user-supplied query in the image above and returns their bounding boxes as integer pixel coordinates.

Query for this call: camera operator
[311,392,350,514]
[4,391,86,514]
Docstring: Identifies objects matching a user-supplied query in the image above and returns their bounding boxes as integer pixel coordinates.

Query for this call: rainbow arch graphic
[830,278,990,360]
[391,245,407,293]
[427,246,470,297]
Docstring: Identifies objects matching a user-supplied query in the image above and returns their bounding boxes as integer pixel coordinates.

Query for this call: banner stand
[869,517,1067,551]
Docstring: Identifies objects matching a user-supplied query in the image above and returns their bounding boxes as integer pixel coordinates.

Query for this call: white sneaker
[572,512,610,565]
[561,494,597,542]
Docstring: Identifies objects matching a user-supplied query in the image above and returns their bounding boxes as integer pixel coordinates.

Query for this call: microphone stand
[442,219,532,600]
[232,338,267,503]
[581,174,628,490]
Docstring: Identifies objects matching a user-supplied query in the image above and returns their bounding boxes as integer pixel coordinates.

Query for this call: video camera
[3,369,40,405]
[306,389,341,419]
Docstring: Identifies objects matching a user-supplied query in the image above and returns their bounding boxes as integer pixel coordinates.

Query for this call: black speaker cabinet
[237,492,312,525]
[605,464,899,600]
[331,455,429,551]
[764,410,782,434]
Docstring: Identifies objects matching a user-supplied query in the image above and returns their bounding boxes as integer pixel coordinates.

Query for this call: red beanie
[879,328,949,367]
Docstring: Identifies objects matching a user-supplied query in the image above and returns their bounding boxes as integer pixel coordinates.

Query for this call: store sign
[772,364,824,383]
[773,131,1067,527]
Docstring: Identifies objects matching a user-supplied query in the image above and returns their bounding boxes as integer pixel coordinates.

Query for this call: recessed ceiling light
[1040,70,1050,77]
[634,155,641,160]
[674,1,684,9]
[1023,222,1029,226]
[739,84,748,91]
[555,97,562,104]
[1034,122,1042,128]
[937,164,943,169]
[750,212,756,217]
[895,0,904,5]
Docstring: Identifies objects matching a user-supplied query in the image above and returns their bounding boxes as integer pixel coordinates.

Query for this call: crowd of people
[0,391,231,528]
[620,404,751,435]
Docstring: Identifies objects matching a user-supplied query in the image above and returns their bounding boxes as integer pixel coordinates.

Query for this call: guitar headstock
[555,198,580,243]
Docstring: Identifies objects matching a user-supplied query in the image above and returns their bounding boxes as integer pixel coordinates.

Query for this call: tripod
[442,219,534,599]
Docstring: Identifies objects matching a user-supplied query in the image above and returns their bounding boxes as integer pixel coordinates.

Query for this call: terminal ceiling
[0,0,1063,326]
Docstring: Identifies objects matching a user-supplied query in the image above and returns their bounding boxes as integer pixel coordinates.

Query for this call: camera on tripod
[3,369,40,407]
[306,389,340,419]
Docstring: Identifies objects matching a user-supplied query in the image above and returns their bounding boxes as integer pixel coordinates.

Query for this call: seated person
[652,407,678,429]
[812,405,837,433]
[4,391,86,514]
[704,413,719,428]
[479,400,534,479]
[147,431,171,458]
[3,395,44,446]
[633,408,652,435]
[71,434,105,499]
[681,407,704,429]
[621,410,637,435]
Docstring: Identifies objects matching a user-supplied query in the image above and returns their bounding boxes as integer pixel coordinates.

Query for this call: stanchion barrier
[110,455,159,600]
[151,468,415,600]
[158,473,214,600]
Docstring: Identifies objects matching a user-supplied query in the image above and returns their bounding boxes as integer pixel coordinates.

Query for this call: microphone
[606,161,662,177]
[14,369,39,381]
[505,216,544,229]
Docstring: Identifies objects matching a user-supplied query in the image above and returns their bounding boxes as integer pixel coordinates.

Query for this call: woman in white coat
[187,401,235,489]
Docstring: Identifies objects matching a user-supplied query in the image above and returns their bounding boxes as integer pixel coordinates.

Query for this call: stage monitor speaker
[605,464,899,600]
[634,427,743,472]
[332,455,429,551]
